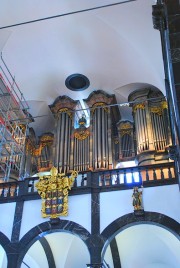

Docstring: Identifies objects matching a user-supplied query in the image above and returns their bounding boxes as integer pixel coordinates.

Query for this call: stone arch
[0,232,10,268]
[17,219,91,267]
[101,211,180,260]
[0,232,10,254]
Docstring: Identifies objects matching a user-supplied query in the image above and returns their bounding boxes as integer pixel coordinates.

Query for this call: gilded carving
[133,103,145,113]
[39,134,54,149]
[150,107,162,116]
[132,187,143,211]
[120,130,131,136]
[91,102,109,114]
[161,101,168,110]
[74,129,90,140]
[36,167,78,218]
[58,108,72,119]
[120,123,132,130]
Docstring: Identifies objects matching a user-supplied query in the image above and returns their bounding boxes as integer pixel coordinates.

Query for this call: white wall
[0,185,179,243]
[20,199,49,239]
[100,184,180,232]
[0,202,16,240]
[61,194,91,233]
[20,194,91,239]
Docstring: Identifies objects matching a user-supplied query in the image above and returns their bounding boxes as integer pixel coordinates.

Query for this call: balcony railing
[0,162,177,202]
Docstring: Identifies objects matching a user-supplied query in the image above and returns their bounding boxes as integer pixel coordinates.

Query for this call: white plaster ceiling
[0,0,164,135]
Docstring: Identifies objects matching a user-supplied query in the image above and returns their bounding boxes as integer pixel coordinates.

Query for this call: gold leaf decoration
[36,167,78,218]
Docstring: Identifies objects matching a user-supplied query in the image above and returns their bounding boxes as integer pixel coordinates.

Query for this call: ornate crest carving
[36,167,78,218]
[74,129,90,140]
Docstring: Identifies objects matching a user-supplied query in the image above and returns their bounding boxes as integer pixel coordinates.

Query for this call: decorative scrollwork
[39,134,54,149]
[58,108,72,119]
[150,107,162,116]
[133,103,145,113]
[36,167,78,218]
[91,102,109,114]
[161,101,168,110]
[121,130,131,136]
[120,122,132,130]
[74,129,90,140]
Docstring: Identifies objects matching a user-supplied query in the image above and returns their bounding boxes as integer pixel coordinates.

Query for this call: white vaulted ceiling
[0,0,163,135]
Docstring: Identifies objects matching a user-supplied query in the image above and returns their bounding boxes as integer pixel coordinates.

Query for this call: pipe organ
[84,91,115,170]
[73,117,90,172]
[129,88,172,165]
[117,121,135,160]
[25,88,172,176]
[49,96,78,173]
[149,101,171,151]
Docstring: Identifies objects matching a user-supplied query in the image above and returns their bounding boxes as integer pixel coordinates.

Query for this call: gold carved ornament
[35,167,78,218]
[74,129,90,140]
[120,123,132,130]
[91,102,109,114]
[150,107,162,116]
[161,101,168,110]
[120,130,131,136]
[58,108,72,119]
[132,187,143,211]
[40,135,54,151]
[133,103,145,113]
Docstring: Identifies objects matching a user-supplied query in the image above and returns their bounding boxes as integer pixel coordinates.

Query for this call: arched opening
[0,245,7,268]
[21,232,90,268]
[18,220,91,268]
[103,224,180,268]
[101,212,180,268]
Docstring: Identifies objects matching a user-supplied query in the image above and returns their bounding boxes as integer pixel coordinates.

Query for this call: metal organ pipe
[139,108,145,150]
[105,111,109,168]
[97,109,101,168]
[102,108,105,168]
[63,114,68,172]
[94,111,97,169]
[135,109,141,153]
[55,115,60,167]
[151,113,157,150]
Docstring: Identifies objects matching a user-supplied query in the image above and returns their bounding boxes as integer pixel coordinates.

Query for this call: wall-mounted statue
[132,186,143,211]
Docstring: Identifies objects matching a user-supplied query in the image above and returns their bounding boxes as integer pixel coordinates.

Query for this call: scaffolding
[0,54,30,181]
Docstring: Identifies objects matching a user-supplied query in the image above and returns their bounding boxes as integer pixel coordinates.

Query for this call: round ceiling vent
[65,74,90,91]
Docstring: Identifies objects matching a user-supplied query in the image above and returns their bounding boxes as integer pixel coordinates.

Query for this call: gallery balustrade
[0,161,177,203]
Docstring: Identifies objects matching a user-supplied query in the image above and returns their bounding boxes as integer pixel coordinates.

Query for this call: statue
[36,167,78,218]
[132,187,143,211]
